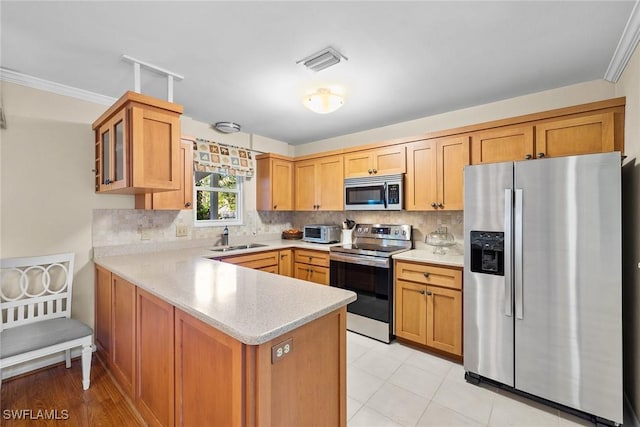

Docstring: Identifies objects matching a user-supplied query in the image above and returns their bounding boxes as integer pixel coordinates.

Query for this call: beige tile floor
[346,331,632,427]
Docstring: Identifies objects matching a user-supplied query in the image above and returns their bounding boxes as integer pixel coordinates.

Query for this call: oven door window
[330,261,391,323]
[345,185,385,206]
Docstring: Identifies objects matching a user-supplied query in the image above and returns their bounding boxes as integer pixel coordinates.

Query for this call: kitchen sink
[210,243,268,252]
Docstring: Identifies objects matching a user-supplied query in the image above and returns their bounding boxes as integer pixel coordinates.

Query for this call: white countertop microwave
[344,174,403,211]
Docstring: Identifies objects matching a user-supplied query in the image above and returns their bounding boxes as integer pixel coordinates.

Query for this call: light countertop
[392,243,464,267]
[94,245,355,345]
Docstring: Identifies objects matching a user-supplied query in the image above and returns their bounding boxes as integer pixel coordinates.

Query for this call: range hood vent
[297,47,348,72]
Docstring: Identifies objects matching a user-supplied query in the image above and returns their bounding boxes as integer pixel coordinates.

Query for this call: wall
[615,42,640,423]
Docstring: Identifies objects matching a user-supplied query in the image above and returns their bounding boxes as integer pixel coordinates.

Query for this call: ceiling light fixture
[302,88,345,114]
[213,122,241,133]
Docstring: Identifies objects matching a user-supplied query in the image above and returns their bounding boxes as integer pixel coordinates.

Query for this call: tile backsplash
[92,208,463,248]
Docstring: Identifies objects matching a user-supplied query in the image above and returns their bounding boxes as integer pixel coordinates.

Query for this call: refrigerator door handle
[514,188,524,320]
[504,189,513,317]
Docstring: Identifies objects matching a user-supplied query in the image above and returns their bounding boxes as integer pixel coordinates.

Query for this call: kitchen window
[194,171,243,226]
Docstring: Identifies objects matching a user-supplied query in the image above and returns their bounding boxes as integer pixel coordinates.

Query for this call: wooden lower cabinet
[174,309,244,426]
[294,249,330,285]
[394,261,463,357]
[219,250,280,271]
[136,289,175,427]
[111,274,136,398]
[96,266,347,426]
[278,249,293,277]
[94,265,112,364]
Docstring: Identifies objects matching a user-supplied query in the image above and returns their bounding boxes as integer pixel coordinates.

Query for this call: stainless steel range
[329,224,412,343]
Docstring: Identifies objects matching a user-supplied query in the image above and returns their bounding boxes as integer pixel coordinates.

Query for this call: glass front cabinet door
[95,108,128,192]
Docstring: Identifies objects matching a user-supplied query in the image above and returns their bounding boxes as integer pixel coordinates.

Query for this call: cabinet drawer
[294,249,330,268]
[220,251,279,269]
[395,261,462,290]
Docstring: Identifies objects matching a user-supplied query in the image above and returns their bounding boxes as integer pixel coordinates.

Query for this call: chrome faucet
[221,226,229,246]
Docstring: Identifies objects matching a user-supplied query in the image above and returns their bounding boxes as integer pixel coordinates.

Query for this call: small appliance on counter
[303,224,341,244]
[425,226,456,254]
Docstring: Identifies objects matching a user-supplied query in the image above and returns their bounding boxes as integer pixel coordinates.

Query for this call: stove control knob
[357,227,362,233]
[402,230,406,235]
[394,230,399,235]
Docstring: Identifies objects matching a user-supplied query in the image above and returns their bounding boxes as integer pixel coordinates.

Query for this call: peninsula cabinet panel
[135,138,194,210]
[136,289,175,427]
[294,155,343,211]
[535,112,615,158]
[175,309,244,427]
[426,286,462,356]
[94,265,112,365]
[256,307,347,427]
[470,126,535,164]
[256,154,294,211]
[111,274,136,399]
[344,145,406,178]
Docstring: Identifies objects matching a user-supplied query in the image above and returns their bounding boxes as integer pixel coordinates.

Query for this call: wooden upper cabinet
[134,137,194,210]
[535,112,616,159]
[256,154,294,211]
[405,136,468,211]
[405,140,437,211]
[93,91,183,194]
[295,155,344,211]
[471,126,535,164]
[343,145,406,178]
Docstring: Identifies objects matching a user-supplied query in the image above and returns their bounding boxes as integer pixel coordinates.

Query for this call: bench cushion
[1,318,93,359]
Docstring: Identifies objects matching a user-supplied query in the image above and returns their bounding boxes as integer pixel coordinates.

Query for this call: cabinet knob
[273,205,277,209]
[431,202,437,208]
[104,178,111,185]
[185,202,192,207]
[308,257,312,261]
[524,154,532,160]
[372,169,377,174]
[426,290,433,296]
[419,290,426,295]
[423,272,430,278]
[537,152,545,159]
[437,203,444,208]
[368,169,373,174]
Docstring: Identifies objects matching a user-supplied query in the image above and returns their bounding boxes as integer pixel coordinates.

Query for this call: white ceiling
[1,1,636,145]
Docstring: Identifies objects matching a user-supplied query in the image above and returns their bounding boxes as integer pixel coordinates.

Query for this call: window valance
[193,138,257,177]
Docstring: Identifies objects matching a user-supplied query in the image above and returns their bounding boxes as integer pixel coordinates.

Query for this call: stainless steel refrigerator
[463,152,622,425]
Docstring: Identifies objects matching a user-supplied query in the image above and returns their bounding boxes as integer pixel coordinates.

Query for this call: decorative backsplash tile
[92,208,463,249]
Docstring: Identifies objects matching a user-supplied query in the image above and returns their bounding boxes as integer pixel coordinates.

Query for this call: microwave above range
[344,174,403,211]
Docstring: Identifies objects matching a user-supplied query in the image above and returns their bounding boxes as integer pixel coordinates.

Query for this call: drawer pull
[423,272,430,278]
[426,290,433,296]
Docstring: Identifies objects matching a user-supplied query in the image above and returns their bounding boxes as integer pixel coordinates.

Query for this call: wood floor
[1,358,144,426]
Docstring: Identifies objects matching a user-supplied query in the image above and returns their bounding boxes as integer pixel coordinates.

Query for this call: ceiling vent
[297,47,348,72]
[214,122,241,134]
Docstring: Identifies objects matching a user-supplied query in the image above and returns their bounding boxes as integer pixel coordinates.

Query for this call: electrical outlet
[141,228,152,240]
[176,225,188,237]
[271,338,293,364]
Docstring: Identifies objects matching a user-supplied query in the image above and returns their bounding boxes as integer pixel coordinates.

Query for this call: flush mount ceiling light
[297,47,348,72]
[213,122,241,133]
[302,88,345,114]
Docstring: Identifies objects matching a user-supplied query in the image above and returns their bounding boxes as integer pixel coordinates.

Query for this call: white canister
[342,229,353,245]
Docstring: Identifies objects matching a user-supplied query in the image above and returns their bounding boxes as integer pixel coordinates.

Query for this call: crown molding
[0,67,116,106]
[605,0,640,82]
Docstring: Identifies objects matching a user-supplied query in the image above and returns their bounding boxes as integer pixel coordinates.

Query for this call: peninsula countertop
[94,246,356,345]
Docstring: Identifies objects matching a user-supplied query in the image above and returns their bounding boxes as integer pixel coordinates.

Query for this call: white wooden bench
[0,253,93,390]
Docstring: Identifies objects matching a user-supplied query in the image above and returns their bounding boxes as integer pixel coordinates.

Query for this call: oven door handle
[329,252,391,268]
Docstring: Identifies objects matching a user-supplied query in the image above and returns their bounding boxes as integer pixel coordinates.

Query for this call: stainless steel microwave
[344,174,403,210]
[303,224,341,243]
